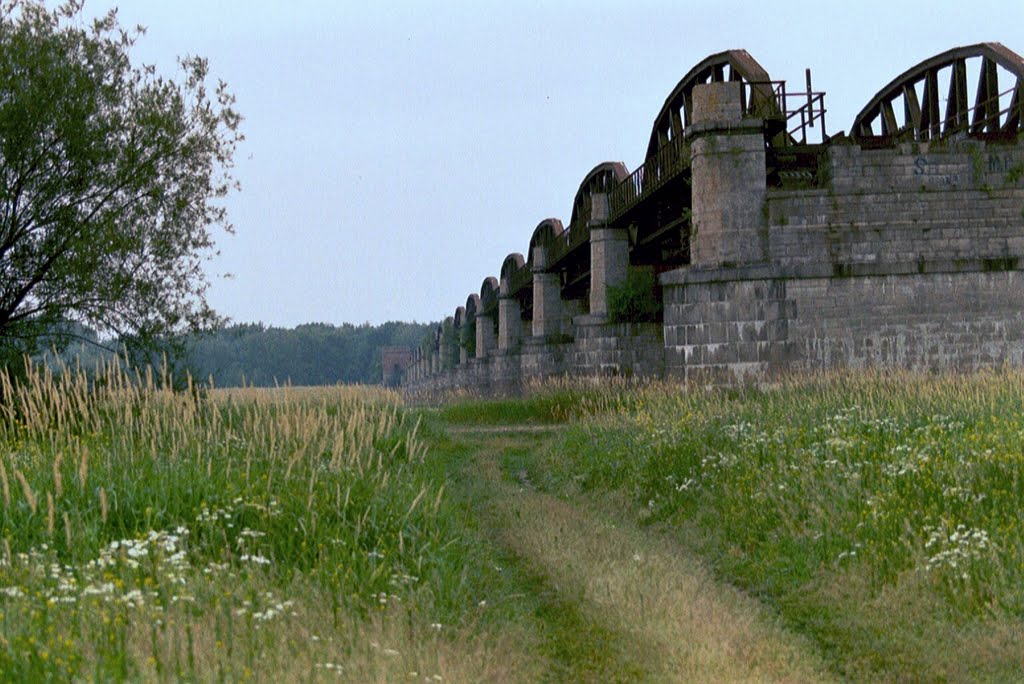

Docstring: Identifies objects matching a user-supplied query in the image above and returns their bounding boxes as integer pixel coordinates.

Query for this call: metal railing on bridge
[608,134,690,223]
[770,72,828,144]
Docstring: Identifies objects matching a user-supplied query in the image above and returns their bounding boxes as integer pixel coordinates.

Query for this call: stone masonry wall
[788,269,1024,371]
[663,134,1024,384]
[662,270,793,384]
[572,320,664,379]
[404,326,662,398]
[767,142,1024,268]
[662,263,1024,384]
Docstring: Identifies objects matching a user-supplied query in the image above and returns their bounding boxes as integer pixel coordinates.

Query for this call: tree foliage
[0,1,241,367]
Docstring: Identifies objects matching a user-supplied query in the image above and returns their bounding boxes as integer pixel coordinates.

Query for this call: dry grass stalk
[14,468,36,514]
[0,458,10,509]
[53,451,63,498]
[78,445,88,491]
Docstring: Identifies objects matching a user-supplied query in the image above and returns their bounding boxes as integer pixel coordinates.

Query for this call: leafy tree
[0,1,241,369]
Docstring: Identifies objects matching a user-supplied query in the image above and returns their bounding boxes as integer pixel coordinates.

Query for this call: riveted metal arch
[528,218,566,259]
[453,305,466,330]
[480,276,499,314]
[501,253,526,281]
[646,49,777,158]
[464,294,480,324]
[852,42,1024,141]
[501,252,528,295]
[568,162,630,228]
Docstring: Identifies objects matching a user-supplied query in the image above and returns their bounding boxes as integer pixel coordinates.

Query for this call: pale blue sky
[83,1,1024,326]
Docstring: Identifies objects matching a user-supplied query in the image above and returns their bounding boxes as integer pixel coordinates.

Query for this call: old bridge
[403,43,1024,392]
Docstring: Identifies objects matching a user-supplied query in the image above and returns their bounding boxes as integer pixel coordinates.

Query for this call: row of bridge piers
[402,78,766,391]
[402,225,637,376]
[402,43,1024,393]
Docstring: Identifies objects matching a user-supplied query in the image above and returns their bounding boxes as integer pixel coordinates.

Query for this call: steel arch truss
[646,49,778,158]
[853,43,1024,143]
[568,162,629,229]
[479,276,499,316]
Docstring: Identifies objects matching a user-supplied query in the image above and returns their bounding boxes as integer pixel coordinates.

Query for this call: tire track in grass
[455,425,834,683]
[450,427,650,682]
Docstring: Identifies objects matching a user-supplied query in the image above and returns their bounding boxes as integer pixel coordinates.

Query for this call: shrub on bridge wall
[459,320,476,357]
[608,266,663,324]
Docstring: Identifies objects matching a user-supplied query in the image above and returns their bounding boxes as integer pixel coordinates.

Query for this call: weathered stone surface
[589,226,629,316]
[689,83,768,268]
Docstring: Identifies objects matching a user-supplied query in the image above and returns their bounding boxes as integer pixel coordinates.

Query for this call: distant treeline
[40,321,435,387]
[188,322,433,387]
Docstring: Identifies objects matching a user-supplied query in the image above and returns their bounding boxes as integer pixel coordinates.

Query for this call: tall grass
[436,377,648,425]
[0,359,502,680]
[547,370,1024,680]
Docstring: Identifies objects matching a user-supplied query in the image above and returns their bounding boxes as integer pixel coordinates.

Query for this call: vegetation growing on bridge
[607,266,663,323]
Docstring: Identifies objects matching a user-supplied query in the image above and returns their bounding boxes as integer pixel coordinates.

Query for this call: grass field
[0,360,540,681]
[525,371,1024,681]
[4,364,1024,681]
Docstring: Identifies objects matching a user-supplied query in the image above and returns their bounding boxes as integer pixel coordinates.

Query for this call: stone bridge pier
[587,191,629,318]
[689,81,768,267]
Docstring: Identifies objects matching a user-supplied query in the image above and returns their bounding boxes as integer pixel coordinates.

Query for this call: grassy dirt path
[444,423,835,683]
